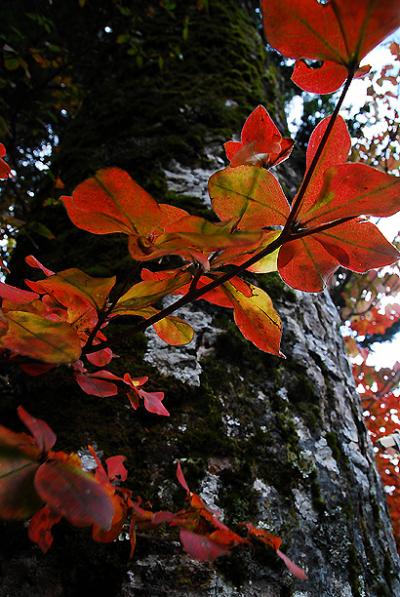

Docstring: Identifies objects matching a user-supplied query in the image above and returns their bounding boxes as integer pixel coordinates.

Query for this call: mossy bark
[1,1,399,596]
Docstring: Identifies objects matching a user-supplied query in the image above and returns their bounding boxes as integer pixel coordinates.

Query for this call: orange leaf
[223,281,283,356]
[209,165,290,229]
[262,0,400,93]
[0,310,81,364]
[61,167,162,236]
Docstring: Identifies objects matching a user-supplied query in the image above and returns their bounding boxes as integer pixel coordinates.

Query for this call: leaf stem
[283,71,355,233]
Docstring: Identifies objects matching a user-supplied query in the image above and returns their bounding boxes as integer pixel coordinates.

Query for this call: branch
[128,215,357,334]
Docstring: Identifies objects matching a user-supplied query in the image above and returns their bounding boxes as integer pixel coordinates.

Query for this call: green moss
[309,469,325,512]
[348,544,363,597]
[282,368,321,432]
[257,272,296,302]
[325,431,350,474]
[163,191,215,220]
[212,314,280,378]
[383,552,396,593]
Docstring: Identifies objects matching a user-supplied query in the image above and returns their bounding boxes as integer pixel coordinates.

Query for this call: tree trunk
[1,1,399,596]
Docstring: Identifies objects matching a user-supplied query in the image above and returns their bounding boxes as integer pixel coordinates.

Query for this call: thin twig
[283,71,355,233]
[83,262,142,355]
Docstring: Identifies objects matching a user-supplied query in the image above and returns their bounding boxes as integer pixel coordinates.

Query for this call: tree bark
[1,1,399,596]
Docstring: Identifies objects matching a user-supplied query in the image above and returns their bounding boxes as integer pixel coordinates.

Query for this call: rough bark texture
[1,1,399,596]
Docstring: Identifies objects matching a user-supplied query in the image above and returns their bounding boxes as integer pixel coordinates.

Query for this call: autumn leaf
[209,165,290,229]
[278,116,400,291]
[62,168,260,265]
[34,453,114,530]
[0,409,52,520]
[61,167,164,236]
[113,272,191,313]
[0,144,11,179]
[25,255,55,277]
[245,523,308,580]
[106,455,128,483]
[24,268,116,341]
[123,374,169,416]
[26,268,116,314]
[223,281,283,357]
[0,434,42,519]
[61,167,195,262]
[262,0,400,93]
[0,281,39,304]
[152,313,194,346]
[28,506,62,553]
[17,406,56,454]
[180,528,230,561]
[224,105,293,168]
[86,347,114,367]
[0,310,82,364]
[176,462,190,494]
[73,362,121,397]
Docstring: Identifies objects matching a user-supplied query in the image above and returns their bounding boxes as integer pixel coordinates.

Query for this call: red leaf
[92,493,127,543]
[224,105,293,168]
[122,373,169,416]
[19,362,55,377]
[62,167,162,236]
[277,549,308,581]
[291,60,349,95]
[176,462,190,494]
[245,523,282,550]
[262,0,400,93]
[74,368,120,397]
[0,144,11,179]
[25,255,54,277]
[86,347,114,367]
[0,282,39,304]
[26,268,116,337]
[17,406,56,454]
[140,389,170,417]
[316,220,400,272]
[179,529,230,561]
[278,236,339,292]
[246,524,308,580]
[0,420,44,519]
[277,116,400,291]
[300,163,400,227]
[35,453,114,530]
[0,454,41,520]
[106,455,128,483]
[28,505,62,553]
[300,116,351,216]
